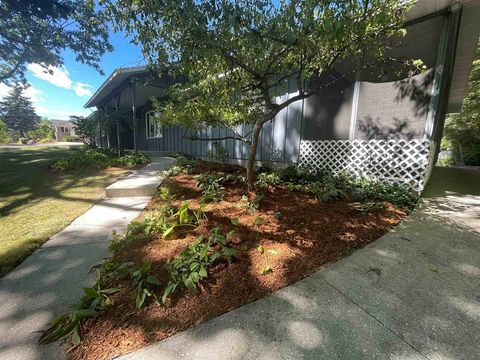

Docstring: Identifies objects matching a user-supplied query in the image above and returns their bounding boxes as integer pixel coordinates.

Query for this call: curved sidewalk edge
[120,167,480,360]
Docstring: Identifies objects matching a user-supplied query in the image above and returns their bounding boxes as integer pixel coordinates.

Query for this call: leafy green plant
[129,262,161,309]
[39,261,121,347]
[170,155,198,175]
[256,172,281,188]
[195,173,225,202]
[109,202,205,252]
[109,152,150,167]
[158,187,175,202]
[162,202,206,238]
[237,194,263,214]
[351,202,384,214]
[257,244,277,275]
[309,180,344,203]
[162,228,236,303]
[50,148,150,171]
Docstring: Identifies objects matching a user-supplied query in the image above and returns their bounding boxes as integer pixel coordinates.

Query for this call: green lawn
[0,146,127,276]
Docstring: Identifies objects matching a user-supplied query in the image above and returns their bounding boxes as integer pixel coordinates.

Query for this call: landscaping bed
[51,157,415,360]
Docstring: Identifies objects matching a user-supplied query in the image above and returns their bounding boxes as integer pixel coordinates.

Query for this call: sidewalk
[120,167,480,360]
[0,157,172,360]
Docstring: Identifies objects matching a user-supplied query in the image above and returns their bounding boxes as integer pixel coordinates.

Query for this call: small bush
[170,155,198,175]
[50,148,150,171]
[110,152,150,167]
[62,135,78,142]
[256,172,281,188]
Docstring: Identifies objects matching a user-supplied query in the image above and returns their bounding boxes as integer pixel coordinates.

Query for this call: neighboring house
[84,0,480,192]
[51,120,77,141]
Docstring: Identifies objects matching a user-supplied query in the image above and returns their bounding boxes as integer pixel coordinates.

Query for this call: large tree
[0,0,112,84]
[110,0,423,190]
[0,84,40,136]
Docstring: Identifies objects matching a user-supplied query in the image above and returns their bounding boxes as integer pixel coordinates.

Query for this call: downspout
[130,78,137,152]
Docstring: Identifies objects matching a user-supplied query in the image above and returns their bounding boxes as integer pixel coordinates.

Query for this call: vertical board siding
[137,95,304,163]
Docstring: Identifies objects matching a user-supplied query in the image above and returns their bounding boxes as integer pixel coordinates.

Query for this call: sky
[0,30,144,120]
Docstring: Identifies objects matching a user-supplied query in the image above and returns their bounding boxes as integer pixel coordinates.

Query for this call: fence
[298,139,434,192]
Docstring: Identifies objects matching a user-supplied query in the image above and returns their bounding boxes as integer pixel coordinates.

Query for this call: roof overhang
[84,66,149,108]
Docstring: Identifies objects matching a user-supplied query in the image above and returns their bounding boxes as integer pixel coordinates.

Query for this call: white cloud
[27,64,73,89]
[27,63,94,98]
[0,82,43,104]
[73,82,93,97]
[28,106,92,120]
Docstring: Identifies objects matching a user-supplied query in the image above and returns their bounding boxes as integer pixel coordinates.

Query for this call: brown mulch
[70,161,405,360]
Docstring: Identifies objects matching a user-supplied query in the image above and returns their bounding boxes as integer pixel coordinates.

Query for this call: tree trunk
[246,121,264,191]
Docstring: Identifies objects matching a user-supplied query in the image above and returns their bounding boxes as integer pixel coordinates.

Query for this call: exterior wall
[54,125,76,141]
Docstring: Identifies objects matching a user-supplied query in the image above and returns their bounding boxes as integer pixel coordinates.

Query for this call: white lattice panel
[298,139,433,192]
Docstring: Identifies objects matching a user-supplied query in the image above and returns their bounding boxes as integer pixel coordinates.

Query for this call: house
[50,120,77,141]
[84,0,480,192]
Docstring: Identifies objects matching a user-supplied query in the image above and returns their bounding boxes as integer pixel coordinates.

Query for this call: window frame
[145,110,163,139]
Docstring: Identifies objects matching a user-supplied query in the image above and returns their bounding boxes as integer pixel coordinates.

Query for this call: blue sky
[0,30,144,120]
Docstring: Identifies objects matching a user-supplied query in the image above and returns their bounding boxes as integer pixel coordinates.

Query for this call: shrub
[162,228,236,303]
[170,155,198,175]
[256,172,281,188]
[285,171,418,210]
[62,135,78,142]
[0,119,12,144]
[50,148,150,171]
[110,152,150,167]
[26,120,55,142]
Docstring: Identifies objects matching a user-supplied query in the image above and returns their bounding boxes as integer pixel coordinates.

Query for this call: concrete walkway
[121,167,480,360]
[0,157,172,360]
[106,158,174,197]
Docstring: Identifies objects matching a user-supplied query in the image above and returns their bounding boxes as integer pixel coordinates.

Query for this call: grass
[0,146,128,277]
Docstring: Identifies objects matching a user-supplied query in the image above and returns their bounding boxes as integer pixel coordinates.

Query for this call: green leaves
[129,262,161,309]
[195,173,226,203]
[163,228,237,303]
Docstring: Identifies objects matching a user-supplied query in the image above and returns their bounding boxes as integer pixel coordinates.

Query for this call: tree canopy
[0,0,112,83]
[0,84,40,137]
[443,40,480,165]
[110,0,422,189]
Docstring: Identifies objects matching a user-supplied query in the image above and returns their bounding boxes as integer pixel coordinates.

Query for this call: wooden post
[115,93,121,157]
[130,78,137,152]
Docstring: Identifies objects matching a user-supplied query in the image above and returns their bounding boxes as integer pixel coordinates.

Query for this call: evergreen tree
[0,84,40,136]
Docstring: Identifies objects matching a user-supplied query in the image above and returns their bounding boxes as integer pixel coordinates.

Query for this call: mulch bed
[70,161,405,360]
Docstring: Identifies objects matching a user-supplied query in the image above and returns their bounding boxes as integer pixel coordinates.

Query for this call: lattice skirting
[298,139,434,192]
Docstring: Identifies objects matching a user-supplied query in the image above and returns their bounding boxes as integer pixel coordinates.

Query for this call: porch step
[106,157,174,197]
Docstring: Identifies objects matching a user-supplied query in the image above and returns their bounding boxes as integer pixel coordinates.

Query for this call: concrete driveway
[121,167,480,360]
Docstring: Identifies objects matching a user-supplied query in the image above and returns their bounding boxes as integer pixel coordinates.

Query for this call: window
[146,111,163,138]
